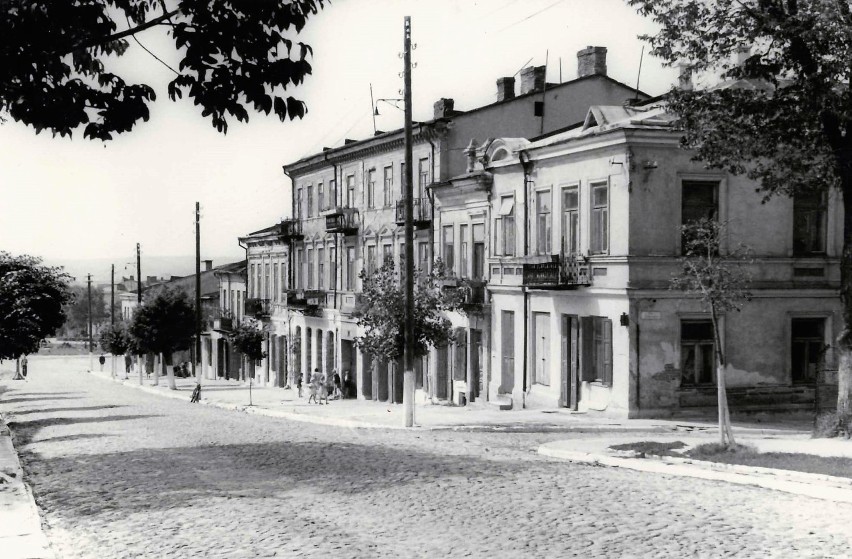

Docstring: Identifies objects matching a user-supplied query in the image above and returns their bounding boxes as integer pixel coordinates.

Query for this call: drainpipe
[519,150,534,406]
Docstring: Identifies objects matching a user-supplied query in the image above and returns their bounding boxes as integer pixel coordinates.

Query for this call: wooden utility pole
[402,16,415,427]
[194,202,201,380]
[110,264,115,325]
[87,273,93,371]
[136,243,142,305]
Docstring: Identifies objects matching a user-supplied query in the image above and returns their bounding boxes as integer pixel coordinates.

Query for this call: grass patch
[612,440,852,479]
[608,440,687,456]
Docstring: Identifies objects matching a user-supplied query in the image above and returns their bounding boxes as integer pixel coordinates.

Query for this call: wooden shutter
[560,316,569,407]
[580,316,596,382]
[603,318,613,386]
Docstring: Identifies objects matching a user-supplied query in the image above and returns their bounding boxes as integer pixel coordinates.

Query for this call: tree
[671,219,752,447]
[0,252,73,377]
[128,286,194,389]
[62,285,108,339]
[1,0,325,140]
[228,319,266,406]
[354,258,459,401]
[628,0,852,420]
[99,322,131,355]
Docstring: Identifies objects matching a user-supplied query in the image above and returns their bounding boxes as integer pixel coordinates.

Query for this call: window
[264,263,270,299]
[459,224,469,278]
[367,169,376,208]
[346,174,355,207]
[590,181,608,254]
[418,157,430,198]
[681,180,719,253]
[296,188,303,220]
[307,248,314,288]
[307,185,314,218]
[792,318,825,384]
[295,250,302,290]
[384,166,394,207]
[250,264,256,297]
[318,182,324,212]
[367,245,377,276]
[561,185,579,254]
[273,264,279,301]
[256,264,262,300]
[536,189,552,254]
[346,246,355,290]
[400,162,406,200]
[581,316,613,385]
[383,243,393,268]
[317,248,325,289]
[680,320,715,386]
[329,179,337,209]
[443,225,455,274]
[473,224,485,280]
[418,241,429,273]
[495,195,515,257]
[281,261,287,293]
[793,191,827,255]
[329,247,337,290]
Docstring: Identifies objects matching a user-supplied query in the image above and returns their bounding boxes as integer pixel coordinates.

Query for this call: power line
[495,0,567,33]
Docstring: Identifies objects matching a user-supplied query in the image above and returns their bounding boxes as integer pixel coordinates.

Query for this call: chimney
[204,259,213,271]
[146,275,157,285]
[496,77,515,102]
[433,98,455,119]
[577,46,607,77]
[519,66,546,95]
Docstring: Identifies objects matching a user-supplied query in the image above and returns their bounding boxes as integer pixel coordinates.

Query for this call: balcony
[325,207,359,235]
[522,253,591,289]
[286,289,325,313]
[213,316,233,331]
[395,197,432,229]
[440,278,487,313]
[245,298,271,318]
[279,218,303,240]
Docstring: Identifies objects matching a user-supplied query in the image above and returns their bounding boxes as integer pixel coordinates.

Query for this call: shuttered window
[580,316,613,385]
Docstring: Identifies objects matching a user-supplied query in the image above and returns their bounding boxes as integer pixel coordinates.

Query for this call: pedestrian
[306,373,319,404]
[332,369,342,400]
[98,354,105,371]
[296,371,303,398]
[21,355,28,378]
[124,354,132,375]
[343,370,352,399]
[318,373,330,405]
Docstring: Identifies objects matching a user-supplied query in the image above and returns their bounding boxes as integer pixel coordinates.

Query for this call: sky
[0,0,678,282]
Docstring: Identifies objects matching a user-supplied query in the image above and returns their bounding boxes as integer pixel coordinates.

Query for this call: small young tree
[99,323,131,379]
[354,258,459,401]
[0,252,73,378]
[671,219,752,447]
[228,320,267,405]
[128,286,194,390]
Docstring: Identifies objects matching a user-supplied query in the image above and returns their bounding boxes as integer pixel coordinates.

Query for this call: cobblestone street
[2,357,851,558]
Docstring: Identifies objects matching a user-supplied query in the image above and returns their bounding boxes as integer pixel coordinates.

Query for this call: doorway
[562,315,579,409]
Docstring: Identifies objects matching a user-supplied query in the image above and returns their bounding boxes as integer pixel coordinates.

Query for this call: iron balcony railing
[279,218,303,240]
[244,298,271,318]
[213,316,233,331]
[325,207,359,234]
[522,253,591,289]
[395,197,433,227]
[286,289,325,309]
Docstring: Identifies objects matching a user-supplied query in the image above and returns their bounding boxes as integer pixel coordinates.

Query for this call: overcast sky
[0,0,677,279]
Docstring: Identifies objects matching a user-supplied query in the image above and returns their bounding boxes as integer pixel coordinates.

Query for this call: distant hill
[44,254,244,286]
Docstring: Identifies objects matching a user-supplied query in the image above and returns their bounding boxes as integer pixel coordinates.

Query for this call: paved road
[2,357,851,558]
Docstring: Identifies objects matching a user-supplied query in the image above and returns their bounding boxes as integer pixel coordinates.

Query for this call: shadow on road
[0,396,84,405]
[7,405,125,416]
[8,415,162,446]
[30,433,118,444]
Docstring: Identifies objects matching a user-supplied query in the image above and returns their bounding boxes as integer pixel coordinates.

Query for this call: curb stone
[538,442,852,504]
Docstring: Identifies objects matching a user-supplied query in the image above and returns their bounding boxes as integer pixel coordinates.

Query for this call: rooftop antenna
[370,83,377,135]
[634,45,645,102]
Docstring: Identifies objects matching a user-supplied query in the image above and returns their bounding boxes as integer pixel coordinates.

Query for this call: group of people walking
[295,368,352,404]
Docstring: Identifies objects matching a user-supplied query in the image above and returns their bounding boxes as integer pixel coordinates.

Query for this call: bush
[687,442,758,458]
[813,412,852,439]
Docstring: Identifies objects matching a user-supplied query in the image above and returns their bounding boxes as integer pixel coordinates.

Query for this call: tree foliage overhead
[354,258,459,364]
[228,319,266,362]
[0,252,73,360]
[1,0,325,139]
[63,284,108,336]
[128,285,194,355]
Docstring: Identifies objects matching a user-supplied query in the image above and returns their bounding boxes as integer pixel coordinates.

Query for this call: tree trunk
[165,352,176,390]
[138,354,144,385]
[838,179,852,418]
[12,357,23,380]
[153,353,160,385]
[711,308,736,447]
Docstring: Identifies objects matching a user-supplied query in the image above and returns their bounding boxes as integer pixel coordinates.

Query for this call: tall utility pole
[110,264,115,325]
[136,243,142,306]
[194,202,201,380]
[402,16,415,428]
[87,273,93,371]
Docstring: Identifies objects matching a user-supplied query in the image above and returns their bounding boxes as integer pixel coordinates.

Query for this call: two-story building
[475,100,841,417]
[265,46,648,405]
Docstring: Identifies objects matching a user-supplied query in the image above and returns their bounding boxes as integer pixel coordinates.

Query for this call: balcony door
[561,315,579,409]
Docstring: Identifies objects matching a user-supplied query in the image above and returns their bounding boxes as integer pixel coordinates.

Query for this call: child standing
[306,373,318,404]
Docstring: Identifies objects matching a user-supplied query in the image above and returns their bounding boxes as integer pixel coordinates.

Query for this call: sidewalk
[0,415,54,559]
